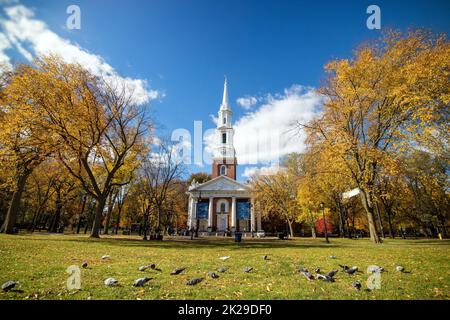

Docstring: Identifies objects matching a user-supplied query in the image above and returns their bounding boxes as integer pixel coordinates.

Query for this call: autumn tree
[251,170,300,237]
[3,56,150,238]
[187,172,211,185]
[401,150,449,237]
[300,30,450,243]
[137,138,185,239]
[297,175,322,238]
[0,65,58,233]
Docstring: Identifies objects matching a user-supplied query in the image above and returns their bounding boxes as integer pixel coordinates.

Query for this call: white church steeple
[212,77,237,179]
[220,76,230,111]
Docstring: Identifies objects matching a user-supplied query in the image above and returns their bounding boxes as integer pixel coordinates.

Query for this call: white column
[192,198,198,230]
[250,199,256,232]
[231,197,236,232]
[188,196,194,229]
[208,197,214,231]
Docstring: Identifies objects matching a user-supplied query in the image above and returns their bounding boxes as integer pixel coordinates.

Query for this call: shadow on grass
[17,233,344,250]
[10,233,450,250]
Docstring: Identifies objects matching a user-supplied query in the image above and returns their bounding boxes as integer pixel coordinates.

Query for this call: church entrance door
[217,214,228,231]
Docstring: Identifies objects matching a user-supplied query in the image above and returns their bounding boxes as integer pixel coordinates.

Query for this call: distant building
[187,78,264,236]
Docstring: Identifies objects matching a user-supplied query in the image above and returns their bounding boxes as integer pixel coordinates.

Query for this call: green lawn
[0,234,449,300]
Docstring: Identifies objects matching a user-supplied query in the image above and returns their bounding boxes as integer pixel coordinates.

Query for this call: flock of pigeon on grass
[1,253,408,294]
[298,256,407,291]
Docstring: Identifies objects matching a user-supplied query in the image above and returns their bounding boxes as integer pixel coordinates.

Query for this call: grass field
[0,234,449,300]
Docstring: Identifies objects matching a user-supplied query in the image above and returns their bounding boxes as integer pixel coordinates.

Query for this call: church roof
[187,175,250,194]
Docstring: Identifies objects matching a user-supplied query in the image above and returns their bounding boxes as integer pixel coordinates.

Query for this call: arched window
[223,117,226,125]
[216,199,229,213]
[222,133,227,144]
[220,165,226,175]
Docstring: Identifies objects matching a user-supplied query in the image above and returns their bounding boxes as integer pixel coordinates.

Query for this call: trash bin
[235,232,242,242]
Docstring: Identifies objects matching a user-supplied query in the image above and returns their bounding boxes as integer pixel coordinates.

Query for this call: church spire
[220,76,230,110]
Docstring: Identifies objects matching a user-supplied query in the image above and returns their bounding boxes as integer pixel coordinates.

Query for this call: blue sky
[1,0,449,181]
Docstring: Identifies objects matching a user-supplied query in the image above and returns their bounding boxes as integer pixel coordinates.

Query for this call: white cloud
[236,95,258,110]
[0,4,161,105]
[209,114,218,126]
[0,32,12,69]
[205,85,323,169]
[242,163,284,178]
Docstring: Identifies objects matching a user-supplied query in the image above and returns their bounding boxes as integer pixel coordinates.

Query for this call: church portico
[187,177,262,236]
[186,78,264,237]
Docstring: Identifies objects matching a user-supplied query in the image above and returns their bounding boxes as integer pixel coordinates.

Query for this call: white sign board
[342,188,360,199]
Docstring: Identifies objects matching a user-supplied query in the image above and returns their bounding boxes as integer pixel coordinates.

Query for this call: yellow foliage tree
[3,56,151,237]
[300,30,449,243]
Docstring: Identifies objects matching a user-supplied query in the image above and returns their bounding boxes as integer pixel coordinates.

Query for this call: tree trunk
[438,217,447,238]
[311,225,316,238]
[76,216,83,234]
[90,196,106,238]
[103,193,115,235]
[143,208,150,240]
[0,173,29,234]
[76,195,87,234]
[374,202,385,239]
[386,207,395,239]
[345,206,352,238]
[49,190,63,233]
[114,206,122,235]
[84,216,90,234]
[287,219,294,238]
[336,200,346,238]
[30,207,43,232]
[360,190,381,244]
[40,215,49,231]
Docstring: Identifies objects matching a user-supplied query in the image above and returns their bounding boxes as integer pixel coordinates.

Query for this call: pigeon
[339,264,350,271]
[396,265,405,273]
[81,262,88,269]
[142,264,161,272]
[186,278,204,286]
[217,267,227,273]
[352,281,362,290]
[316,273,335,282]
[170,268,186,275]
[367,265,384,274]
[326,269,339,278]
[262,255,269,260]
[133,277,152,287]
[208,271,219,279]
[219,256,230,261]
[329,255,337,259]
[1,280,17,292]
[243,266,253,273]
[104,278,118,286]
[101,255,110,260]
[344,266,359,275]
[299,267,314,280]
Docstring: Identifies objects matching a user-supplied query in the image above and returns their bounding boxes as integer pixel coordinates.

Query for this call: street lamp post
[143,210,149,241]
[320,202,330,243]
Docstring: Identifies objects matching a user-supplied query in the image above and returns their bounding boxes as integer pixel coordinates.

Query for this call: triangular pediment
[189,175,249,192]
